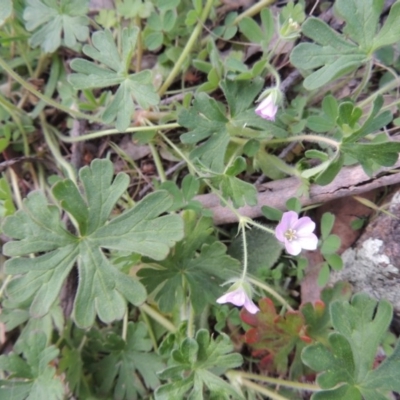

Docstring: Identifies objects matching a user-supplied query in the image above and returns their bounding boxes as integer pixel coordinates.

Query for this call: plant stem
[0,275,12,299]
[141,309,159,351]
[122,310,128,341]
[240,222,249,281]
[229,370,319,391]
[233,0,277,25]
[248,220,275,235]
[40,114,76,183]
[187,304,195,339]
[358,75,400,108]
[140,303,177,333]
[149,142,166,182]
[55,123,180,143]
[352,60,373,101]
[239,378,290,400]
[267,134,340,150]
[158,0,214,96]
[247,276,294,311]
[0,56,103,123]
[9,168,23,210]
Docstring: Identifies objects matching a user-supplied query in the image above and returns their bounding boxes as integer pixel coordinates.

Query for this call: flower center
[284,229,297,242]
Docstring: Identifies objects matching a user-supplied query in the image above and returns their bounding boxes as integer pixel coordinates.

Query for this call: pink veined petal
[229,289,246,306]
[297,233,318,250]
[294,216,316,235]
[285,239,302,256]
[275,211,299,241]
[244,297,260,314]
[216,292,233,305]
[217,288,246,307]
[255,96,278,121]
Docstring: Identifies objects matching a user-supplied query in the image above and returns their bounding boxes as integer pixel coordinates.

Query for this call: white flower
[216,280,259,314]
[275,211,318,256]
[255,93,278,121]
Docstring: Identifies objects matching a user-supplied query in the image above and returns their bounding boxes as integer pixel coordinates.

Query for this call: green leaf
[320,234,340,255]
[373,2,400,50]
[23,0,89,53]
[0,0,12,26]
[344,96,393,142]
[314,154,344,186]
[90,322,164,399]
[324,254,343,271]
[179,80,269,172]
[302,294,399,399]
[337,102,362,129]
[286,197,301,213]
[335,0,384,52]
[59,347,83,394]
[290,18,366,90]
[2,159,184,328]
[331,293,392,380]
[138,212,240,314]
[229,228,282,274]
[182,175,200,202]
[0,331,65,400]
[341,142,400,172]
[239,17,264,43]
[261,205,283,221]
[156,330,243,399]
[220,78,264,117]
[303,333,356,389]
[179,93,228,172]
[362,340,400,394]
[321,212,334,240]
[69,29,159,131]
[215,175,258,208]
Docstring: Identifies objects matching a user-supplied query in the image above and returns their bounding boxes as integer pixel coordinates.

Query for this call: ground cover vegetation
[1,0,400,399]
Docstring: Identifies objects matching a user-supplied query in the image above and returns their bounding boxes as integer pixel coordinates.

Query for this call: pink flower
[255,94,278,121]
[275,211,318,256]
[216,281,259,314]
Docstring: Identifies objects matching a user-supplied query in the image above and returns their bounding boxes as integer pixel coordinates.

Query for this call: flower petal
[275,211,298,242]
[243,297,260,314]
[285,239,302,256]
[297,233,318,250]
[255,95,278,121]
[294,216,316,235]
[217,288,245,307]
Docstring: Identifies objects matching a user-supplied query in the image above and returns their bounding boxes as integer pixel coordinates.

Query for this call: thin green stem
[0,275,12,299]
[141,310,159,351]
[228,370,319,391]
[266,38,283,64]
[358,75,400,108]
[9,168,23,210]
[77,335,87,353]
[239,378,290,400]
[158,0,214,96]
[233,0,277,25]
[56,123,180,143]
[352,60,373,101]
[122,310,128,341]
[248,220,275,235]
[247,276,293,311]
[187,304,195,339]
[266,134,340,150]
[149,142,166,182]
[0,56,103,123]
[140,303,177,333]
[40,114,76,183]
[240,222,249,280]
